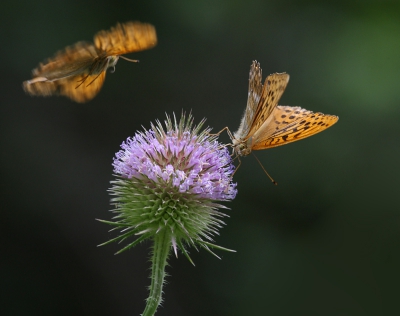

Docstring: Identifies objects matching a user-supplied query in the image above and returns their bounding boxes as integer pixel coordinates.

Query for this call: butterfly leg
[229,154,241,179]
[208,127,239,153]
[208,126,233,138]
[86,72,105,87]
[75,57,105,89]
[208,127,238,146]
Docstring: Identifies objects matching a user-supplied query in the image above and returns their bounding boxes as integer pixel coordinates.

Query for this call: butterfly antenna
[251,153,277,185]
[120,56,140,63]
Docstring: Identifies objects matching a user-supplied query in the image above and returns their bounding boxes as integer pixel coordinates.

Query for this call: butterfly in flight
[228,61,338,182]
[23,21,157,103]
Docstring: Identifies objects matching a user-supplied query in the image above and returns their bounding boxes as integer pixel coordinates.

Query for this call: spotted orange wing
[234,61,263,140]
[251,105,339,149]
[94,21,157,55]
[246,72,290,138]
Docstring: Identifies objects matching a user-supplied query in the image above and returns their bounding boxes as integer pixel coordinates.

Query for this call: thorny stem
[142,229,171,316]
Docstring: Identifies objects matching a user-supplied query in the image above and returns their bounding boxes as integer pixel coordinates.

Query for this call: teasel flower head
[98,113,237,316]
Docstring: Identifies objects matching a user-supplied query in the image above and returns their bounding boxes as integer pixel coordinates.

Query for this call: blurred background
[1,0,399,315]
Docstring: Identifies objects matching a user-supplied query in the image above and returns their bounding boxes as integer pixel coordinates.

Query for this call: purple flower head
[101,113,237,261]
[113,117,237,201]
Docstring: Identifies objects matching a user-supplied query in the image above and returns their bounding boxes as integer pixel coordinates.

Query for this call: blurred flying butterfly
[23,21,157,103]
[226,61,338,182]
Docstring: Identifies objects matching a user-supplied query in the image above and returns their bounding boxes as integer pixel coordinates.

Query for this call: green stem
[142,229,171,316]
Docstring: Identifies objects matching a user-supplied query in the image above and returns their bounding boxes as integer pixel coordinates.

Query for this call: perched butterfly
[23,21,157,103]
[228,61,338,181]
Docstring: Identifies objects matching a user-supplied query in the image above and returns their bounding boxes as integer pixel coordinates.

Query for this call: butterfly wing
[245,72,290,139]
[23,42,105,102]
[57,71,107,103]
[29,42,97,81]
[94,21,157,56]
[234,61,263,140]
[23,71,106,103]
[252,105,339,149]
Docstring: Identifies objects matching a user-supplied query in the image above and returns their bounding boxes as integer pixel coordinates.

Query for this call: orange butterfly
[225,61,338,182]
[23,21,157,103]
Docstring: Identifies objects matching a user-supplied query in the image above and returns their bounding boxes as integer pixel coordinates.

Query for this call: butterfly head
[107,55,119,66]
[88,55,120,75]
[232,137,252,157]
[106,55,120,73]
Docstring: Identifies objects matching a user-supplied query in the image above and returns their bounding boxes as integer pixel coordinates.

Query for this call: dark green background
[2,1,399,315]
